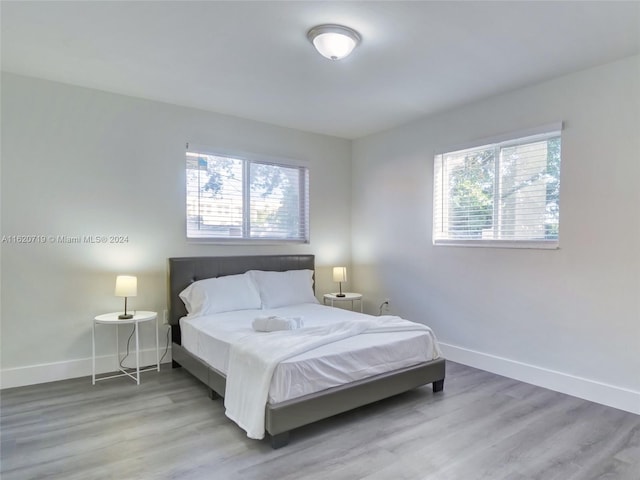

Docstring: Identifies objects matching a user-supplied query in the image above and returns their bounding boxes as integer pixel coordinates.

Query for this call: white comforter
[224,315,441,439]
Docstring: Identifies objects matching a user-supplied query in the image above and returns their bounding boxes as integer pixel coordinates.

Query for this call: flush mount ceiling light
[307,24,361,60]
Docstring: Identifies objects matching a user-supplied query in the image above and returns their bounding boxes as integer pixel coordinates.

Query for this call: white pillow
[248,269,318,309]
[179,272,262,316]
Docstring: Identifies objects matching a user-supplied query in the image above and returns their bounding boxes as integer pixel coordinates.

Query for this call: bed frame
[168,255,445,448]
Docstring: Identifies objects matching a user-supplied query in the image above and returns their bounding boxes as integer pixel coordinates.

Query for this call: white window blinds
[186,149,309,242]
[433,129,561,248]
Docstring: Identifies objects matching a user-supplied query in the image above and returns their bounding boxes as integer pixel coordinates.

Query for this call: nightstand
[323,293,363,312]
[92,311,159,385]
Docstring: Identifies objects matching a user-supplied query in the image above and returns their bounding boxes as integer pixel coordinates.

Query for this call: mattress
[180,303,439,403]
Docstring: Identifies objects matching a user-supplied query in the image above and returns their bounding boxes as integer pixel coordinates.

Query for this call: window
[433,128,561,248]
[186,147,309,242]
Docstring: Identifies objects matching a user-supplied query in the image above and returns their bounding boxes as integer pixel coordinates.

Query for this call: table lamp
[115,275,137,319]
[332,267,347,297]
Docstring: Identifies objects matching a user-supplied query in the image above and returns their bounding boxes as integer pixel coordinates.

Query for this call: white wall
[0,73,352,387]
[351,56,640,414]
[3,57,639,415]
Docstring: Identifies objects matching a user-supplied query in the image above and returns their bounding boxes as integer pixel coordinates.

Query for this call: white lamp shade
[332,267,347,283]
[115,275,137,297]
[307,24,361,60]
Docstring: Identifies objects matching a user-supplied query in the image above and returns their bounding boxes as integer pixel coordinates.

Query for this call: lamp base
[336,293,346,297]
[118,313,133,319]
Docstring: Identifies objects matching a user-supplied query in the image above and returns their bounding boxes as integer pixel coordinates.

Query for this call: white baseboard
[439,342,640,415]
[0,347,172,389]
[4,343,639,416]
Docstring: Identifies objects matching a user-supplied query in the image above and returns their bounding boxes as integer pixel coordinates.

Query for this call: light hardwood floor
[1,362,638,480]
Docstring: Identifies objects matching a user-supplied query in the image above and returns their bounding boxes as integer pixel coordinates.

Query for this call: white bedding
[224,313,441,439]
[180,303,440,406]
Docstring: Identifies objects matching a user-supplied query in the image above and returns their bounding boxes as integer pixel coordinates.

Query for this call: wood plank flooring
[1,362,638,480]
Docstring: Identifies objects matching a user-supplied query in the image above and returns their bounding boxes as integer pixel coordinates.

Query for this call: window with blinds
[186,148,309,242]
[433,129,561,248]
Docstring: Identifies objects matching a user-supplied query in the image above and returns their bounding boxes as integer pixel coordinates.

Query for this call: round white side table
[323,293,363,312]
[92,311,159,385]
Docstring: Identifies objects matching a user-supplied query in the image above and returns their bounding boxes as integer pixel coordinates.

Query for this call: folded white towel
[252,316,304,332]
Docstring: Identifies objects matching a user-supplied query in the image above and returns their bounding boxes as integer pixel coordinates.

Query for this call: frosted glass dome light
[307,24,361,60]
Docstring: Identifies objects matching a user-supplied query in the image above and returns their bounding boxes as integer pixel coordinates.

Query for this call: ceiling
[2,1,639,139]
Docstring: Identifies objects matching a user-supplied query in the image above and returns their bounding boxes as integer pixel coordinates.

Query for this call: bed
[168,255,445,448]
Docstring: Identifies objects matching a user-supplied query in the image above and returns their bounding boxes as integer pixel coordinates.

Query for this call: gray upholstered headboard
[167,255,315,332]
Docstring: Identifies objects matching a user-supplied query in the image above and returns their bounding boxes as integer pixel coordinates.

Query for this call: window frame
[433,124,563,249]
[185,144,310,244]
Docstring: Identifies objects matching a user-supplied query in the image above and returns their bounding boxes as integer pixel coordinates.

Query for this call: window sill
[433,239,559,250]
[187,237,309,246]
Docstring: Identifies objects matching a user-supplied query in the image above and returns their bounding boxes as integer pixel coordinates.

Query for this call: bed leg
[269,432,290,449]
[432,379,444,393]
[208,388,220,400]
[171,360,181,369]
